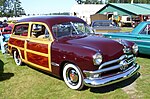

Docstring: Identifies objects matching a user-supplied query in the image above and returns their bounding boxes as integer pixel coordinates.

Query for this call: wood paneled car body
[8,16,140,90]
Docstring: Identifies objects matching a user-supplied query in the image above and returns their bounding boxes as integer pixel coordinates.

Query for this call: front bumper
[83,63,140,87]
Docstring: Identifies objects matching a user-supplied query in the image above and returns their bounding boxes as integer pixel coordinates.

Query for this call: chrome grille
[123,47,131,54]
[97,54,135,76]
[83,54,136,79]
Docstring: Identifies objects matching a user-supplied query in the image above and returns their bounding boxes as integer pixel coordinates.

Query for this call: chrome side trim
[51,62,59,67]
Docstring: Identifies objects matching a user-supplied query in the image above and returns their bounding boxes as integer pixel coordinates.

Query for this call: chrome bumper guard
[83,55,140,87]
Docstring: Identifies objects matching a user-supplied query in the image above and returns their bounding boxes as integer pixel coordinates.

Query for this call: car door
[9,23,29,60]
[134,24,150,54]
[25,22,53,71]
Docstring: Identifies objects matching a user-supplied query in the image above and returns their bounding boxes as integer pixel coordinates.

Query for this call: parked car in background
[103,21,150,55]
[119,16,132,27]
[0,21,3,28]
[91,20,121,33]
[0,23,14,54]
[8,16,139,90]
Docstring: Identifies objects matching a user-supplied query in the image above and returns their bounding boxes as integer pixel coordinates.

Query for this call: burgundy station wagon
[8,16,140,90]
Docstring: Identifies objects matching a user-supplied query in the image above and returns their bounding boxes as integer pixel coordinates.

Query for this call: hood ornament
[120,60,128,71]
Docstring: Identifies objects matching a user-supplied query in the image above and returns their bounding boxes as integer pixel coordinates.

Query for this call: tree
[75,0,82,4]
[0,0,25,17]
[75,0,103,4]
[14,0,26,17]
[0,0,6,16]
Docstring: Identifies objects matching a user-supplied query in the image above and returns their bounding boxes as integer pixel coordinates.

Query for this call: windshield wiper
[70,22,79,35]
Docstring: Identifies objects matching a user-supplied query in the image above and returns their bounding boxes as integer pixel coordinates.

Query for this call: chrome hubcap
[67,68,79,85]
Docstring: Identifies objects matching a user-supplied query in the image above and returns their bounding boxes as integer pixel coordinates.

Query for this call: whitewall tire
[63,63,84,90]
[13,50,22,66]
[4,44,8,54]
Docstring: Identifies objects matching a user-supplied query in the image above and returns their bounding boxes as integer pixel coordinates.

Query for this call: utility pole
[131,0,134,4]
[14,0,17,17]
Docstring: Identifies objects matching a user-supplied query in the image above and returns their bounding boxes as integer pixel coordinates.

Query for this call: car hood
[93,26,121,30]
[101,32,140,39]
[59,35,124,62]
[102,32,133,36]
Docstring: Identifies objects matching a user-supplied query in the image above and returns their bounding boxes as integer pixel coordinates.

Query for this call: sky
[20,0,77,14]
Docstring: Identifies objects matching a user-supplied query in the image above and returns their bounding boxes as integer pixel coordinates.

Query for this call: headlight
[93,53,102,65]
[132,44,138,54]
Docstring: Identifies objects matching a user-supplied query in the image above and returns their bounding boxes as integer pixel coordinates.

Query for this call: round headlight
[93,53,103,65]
[132,44,138,54]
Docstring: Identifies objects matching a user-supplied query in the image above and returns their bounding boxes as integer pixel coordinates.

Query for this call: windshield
[52,22,94,38]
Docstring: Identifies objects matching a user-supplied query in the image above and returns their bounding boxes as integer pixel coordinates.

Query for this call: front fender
[51,42,98,72]
[117,39,135,48]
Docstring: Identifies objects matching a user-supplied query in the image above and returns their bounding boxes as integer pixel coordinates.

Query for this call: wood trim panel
[27,42,48,54]
[27,52,49,68]
[9,38,25,48]
[20,50,25,59]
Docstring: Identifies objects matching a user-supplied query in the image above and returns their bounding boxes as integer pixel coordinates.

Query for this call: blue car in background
[103,21,150,55]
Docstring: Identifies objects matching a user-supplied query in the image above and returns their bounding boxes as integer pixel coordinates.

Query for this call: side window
[31,24,50,39]
[148,24,150,35]
[13,24,29,36]
[140,24,150,35]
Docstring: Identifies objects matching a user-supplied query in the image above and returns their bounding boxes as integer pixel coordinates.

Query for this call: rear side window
[140,24,150,35]
[31,24,50,39]
[13,24,29,36]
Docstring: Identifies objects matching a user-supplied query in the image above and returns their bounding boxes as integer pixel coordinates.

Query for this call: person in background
[0,31,5,54]
[147,16,150,21]
[2,20,8,27]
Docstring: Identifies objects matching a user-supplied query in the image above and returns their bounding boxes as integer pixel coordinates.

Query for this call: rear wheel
[63,63,84,90]
[13,50,22,66]
[4,44,8,54]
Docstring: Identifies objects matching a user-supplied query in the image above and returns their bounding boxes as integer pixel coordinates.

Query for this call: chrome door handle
[137,36,141,39]
[26,39,30,42]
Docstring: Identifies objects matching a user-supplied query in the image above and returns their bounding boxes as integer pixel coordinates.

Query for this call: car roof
[17,15,86,27]
[132,21,150,34]
[92,20,112,23]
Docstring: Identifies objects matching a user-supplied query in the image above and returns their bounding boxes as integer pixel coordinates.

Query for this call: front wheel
[13,50,22,66]
[63,63,84,90]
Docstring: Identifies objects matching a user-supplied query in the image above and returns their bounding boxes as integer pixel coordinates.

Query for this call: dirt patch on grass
[122,82,142,99]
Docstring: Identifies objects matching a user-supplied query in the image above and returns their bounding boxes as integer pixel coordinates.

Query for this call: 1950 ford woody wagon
[8,16,140,90]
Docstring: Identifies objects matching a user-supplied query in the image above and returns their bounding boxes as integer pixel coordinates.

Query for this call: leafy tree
[0,0,5,6]
[75,0,82,4]
[75,0,103,4]
[14,0,25,17]
[0,0,25,17]
[0,0,6,16]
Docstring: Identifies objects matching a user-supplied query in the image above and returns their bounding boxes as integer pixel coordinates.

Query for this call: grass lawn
[0,53,150,99]
[0,27,150,99]
[120,27,133,32]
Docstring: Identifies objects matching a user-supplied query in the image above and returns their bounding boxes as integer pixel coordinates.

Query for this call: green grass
[0,52,150,99]
[121,27,133,32]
